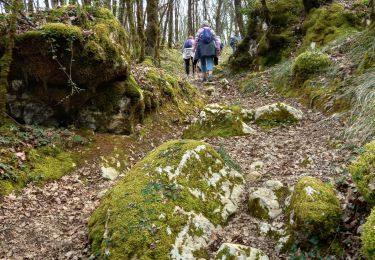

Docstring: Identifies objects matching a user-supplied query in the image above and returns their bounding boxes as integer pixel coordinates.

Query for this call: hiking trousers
[184,58,195,75]
[201,56,214,73]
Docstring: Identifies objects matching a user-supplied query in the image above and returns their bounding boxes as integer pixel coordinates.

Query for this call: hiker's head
[201,20,210,28]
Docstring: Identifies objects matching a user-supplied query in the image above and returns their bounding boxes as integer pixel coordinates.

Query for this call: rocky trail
[0,71,358,259]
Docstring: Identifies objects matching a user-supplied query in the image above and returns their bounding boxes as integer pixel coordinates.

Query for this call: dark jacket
[195,41,217,60]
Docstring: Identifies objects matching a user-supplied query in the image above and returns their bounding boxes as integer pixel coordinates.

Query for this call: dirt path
[0,71,355,259]
[197,76,357,258]
[0,118,185,259]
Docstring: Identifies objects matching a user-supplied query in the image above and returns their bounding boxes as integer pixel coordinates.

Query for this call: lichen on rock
[254,102,303,127]
[349,140,375,205]
[288,176,342,247]
[215,243,269,260]
[88,140,245,259]
[183,103,255,139]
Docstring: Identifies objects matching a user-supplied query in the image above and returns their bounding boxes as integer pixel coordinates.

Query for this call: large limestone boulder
[254,102,303,127]
[215,243,269,260]
[362,207,375,259]
[89,140,245,259]
[183,103,255,139]
[349,140,375,205]
[288,177,342,243]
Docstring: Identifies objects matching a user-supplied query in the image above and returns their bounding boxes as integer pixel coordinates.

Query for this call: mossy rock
[215,243,269,260]
[229,0,303,70]
[248,187,282,221]
[88,140,245,259]
[362,207,375,259]
[183,104,255,139]
[254,102,303,128]
[302,3,363,50]
[349,140,375,205]
[292,51,331,87]
[6,6,130,130]
[288,177,342,245]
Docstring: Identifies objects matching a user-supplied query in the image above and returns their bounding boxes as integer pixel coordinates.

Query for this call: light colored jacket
[182,39,195,59]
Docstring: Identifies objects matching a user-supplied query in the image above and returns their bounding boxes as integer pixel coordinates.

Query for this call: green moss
[28,145,76,183]
[254,103,302,129]
[292,51,331,87]
[289,177,342,246]
[41,22,83,41]
[124,75,143,102]
[301,3,363,50]
[183,104,247,139]
[349,140,375,205]
[362,207,375,259]
[88,140,244,259]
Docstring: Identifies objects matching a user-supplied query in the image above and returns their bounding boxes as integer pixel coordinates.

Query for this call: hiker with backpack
[193,21,221,82]
[230,33,241,53]
[182,36,196,78]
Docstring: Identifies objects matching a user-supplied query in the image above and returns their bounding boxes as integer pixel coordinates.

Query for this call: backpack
[230,37,238,46]
[184,39,193,49]
[200,28,213,44]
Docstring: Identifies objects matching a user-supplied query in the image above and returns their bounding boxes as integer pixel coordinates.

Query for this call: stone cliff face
[2,6,201,134]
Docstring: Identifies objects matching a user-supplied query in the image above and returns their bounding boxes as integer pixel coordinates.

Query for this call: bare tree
[145,0,159,61]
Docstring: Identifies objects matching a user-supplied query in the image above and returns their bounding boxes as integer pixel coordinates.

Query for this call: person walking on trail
[182,36,195,78]
[230,33,241,53]
[193,20,221,82]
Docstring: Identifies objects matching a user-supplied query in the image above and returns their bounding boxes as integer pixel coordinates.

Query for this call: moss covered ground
[0,122,90,195]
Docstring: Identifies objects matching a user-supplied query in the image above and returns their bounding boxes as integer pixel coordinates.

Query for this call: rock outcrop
[288,177,342,246]
[254,102,303,127]
[89,140,245,259]
[3,6,201,134]
[183,103,255,139]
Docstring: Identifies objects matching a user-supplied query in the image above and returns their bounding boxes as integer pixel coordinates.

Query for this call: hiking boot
[202,77,207,83]
[207,74,213,82]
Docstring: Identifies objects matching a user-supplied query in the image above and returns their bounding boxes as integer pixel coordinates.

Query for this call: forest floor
[0,61,361,259]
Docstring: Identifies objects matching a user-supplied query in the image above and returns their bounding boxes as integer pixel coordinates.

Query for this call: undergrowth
[0,123,90,195]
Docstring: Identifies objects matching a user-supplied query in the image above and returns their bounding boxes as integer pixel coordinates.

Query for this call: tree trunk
[145,0,159,60]
[174,0,179,43]
[167,0,173,48]
[118,0,125,24]
[187,0,193,36]
[136,0,145,62]
[161,5,169,46]
[125,0,137,54]
[234,0,245,36]
[27,0,33,13]
[371,0,375,21]
[215,0,223,35]
[112,0,117,16]
[0,0,20,125]
[203,0,207,20]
